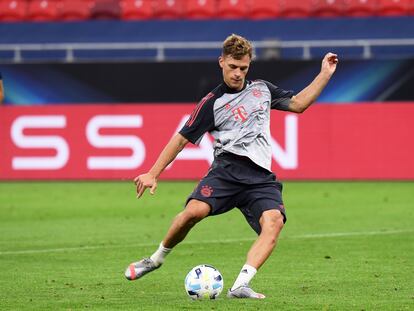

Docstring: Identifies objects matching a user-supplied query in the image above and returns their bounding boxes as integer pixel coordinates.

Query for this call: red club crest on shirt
[200,185,213,197]
[252,89,262,98]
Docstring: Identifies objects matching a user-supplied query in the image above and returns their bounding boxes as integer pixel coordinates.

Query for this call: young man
[125,34,338,299]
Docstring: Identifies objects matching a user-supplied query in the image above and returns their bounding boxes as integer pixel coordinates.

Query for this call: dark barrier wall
[1,59,414,105]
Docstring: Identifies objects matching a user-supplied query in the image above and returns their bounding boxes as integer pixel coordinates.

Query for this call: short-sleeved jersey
[179,79,294,171]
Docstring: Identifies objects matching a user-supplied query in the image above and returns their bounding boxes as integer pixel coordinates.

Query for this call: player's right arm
[135,91,216,199]
[134,93,214,198]
[134,133,189,199]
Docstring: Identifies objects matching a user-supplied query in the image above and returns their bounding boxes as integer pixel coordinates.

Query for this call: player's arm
[288,52,338,113]
[134,92,215,199]
[134,133,189,198]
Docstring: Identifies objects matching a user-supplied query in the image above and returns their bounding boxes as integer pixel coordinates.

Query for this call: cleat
[125,258,160,280]
[227,285,266,299]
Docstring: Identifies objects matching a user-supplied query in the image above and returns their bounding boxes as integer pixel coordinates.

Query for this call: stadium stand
[184,0,216,19]
[0,0,27,21]
[1,1,414,62]
[2,0,414,22]
[248,0,280,19]
[217,0,248,19]
[120,0,154,20]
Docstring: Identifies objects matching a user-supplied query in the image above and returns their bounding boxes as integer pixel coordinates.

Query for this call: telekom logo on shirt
[232,106,248,123]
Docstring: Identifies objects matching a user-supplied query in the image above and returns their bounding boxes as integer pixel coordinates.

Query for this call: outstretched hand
[134,173,158,199]
[321,52,339,76]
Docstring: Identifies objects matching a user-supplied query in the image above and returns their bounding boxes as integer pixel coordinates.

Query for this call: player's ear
[218,56,224,69]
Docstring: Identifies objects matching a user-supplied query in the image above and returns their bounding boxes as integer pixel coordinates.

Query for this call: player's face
[219,54,251,91]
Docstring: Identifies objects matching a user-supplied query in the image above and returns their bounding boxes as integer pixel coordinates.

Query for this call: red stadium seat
[409,0,414,14]
[154,0,184,19]
[58,0,91,21]
[248,0,279,19]
[90,0,121,19]
[27,0,58,21]
[314,0,344,17]
[343,0,377,17]
[184,0,216,19]
[217,0,248,19]
[377,0,410,16]
[120,0,153,20]
[278,0,313,18]
[0,0,28,21]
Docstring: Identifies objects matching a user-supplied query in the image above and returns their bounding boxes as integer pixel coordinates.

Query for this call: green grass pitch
[0,181,413,310]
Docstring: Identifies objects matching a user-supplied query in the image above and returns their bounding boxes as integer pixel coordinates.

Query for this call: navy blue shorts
[186,153,286,234]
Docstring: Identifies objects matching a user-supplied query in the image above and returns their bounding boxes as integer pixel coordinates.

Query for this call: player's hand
[134,172,157,199]
[321,52,338,76]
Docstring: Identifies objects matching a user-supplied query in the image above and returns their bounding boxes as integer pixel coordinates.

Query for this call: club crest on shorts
[200,185,213,197]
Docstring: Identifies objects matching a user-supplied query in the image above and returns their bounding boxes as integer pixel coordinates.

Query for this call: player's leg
[246,209,284,269]
[125,199,210,281]
[162,199,211,249]
[228,172,286,299]
[228,209,284,299]
[125,156,235,281]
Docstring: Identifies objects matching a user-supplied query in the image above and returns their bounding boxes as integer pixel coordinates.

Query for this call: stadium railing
[1,38,414,63]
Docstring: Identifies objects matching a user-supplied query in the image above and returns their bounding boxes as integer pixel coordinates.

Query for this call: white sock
[149,242,172,267]
[231,264,257,291]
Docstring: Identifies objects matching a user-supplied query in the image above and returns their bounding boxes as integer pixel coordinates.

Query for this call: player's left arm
[288,53,338,113]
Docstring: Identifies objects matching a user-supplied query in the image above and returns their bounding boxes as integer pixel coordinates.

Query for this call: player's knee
[182,201,210,225]
[273,212,285,232]
[261,210,284,240]
[182,210,202,225]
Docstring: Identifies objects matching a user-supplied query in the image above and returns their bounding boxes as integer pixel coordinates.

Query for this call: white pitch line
[288,229,414,239]
[0,229,412,256]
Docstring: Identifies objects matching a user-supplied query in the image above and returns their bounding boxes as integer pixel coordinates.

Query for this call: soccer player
[125,34,338,299]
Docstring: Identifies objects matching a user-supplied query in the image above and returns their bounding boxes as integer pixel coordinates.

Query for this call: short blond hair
[222,34,253,60]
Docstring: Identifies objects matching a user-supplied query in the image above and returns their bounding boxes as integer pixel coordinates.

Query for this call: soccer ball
[184,264,224,300]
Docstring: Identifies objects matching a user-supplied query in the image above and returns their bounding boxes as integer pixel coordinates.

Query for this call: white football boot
[125,258,160,280]
[227,285,266,299]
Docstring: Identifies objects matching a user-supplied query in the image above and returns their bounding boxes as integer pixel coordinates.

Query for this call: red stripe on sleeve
[186,92,214,127]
